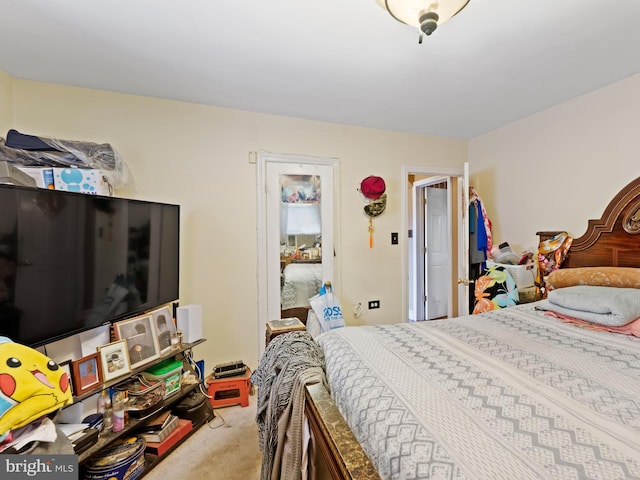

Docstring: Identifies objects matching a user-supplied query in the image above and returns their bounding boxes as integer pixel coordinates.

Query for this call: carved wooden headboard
[537,176,640,268]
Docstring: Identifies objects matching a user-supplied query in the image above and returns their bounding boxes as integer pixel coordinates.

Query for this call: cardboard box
[15,166,54,189]
[145,418,192,457]
[52,167,112,195]
[0,162,38,187]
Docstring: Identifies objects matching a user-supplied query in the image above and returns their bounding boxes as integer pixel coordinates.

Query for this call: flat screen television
[0,184,180,347]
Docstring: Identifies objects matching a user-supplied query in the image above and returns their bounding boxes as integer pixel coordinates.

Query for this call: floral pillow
[473,265,519,314]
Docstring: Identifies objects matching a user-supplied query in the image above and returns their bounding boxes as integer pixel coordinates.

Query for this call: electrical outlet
[368,300,380,309]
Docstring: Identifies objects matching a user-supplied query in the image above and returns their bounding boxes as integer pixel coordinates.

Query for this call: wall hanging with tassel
[359,176,387,248]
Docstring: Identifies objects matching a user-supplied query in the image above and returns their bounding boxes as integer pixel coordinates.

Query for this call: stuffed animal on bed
[0,337,73,439]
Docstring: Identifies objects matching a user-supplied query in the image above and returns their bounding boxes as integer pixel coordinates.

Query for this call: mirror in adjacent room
[258,153,336,355]
[279,174,323,321]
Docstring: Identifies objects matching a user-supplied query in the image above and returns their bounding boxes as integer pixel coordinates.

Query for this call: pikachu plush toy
[0,336,73,441]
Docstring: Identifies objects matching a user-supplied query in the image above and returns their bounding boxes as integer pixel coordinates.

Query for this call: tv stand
[77,339,209,478]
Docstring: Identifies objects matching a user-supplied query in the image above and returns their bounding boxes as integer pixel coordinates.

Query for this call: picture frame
[114,315,160,369]
[98,339,131,382]
[71,353,103,396]
[58,359,74,396]
[151,305,177,354]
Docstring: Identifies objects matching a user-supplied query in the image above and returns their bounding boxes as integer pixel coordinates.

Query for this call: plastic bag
[1,130,133,189]
[309,282,345,333]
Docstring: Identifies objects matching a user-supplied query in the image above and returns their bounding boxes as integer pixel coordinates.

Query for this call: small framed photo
[72,353,103,396]
[59,359,74,396]
[99,340,131,381]
[114,315,160,369]
[152,305,177,354]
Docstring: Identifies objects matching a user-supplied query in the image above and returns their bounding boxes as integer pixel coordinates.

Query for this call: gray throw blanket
[251,331,326,480]
[537,285,640,326]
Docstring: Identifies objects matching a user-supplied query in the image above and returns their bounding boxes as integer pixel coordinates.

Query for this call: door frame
[401,164,468,323]
[256,152,340,355]
[412,176,451,321]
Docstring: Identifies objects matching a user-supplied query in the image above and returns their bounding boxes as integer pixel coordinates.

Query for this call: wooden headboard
[537,176,640,268]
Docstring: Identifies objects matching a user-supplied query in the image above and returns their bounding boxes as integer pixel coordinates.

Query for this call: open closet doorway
[256,152,338,355]
[402,163,469,322]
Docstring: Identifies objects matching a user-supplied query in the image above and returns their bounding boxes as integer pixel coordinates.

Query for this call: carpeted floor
[143,394,262,480]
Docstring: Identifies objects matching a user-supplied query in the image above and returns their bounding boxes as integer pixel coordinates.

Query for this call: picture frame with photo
[72,353,103,395]
[151,305,177,354]
[58,359,74,396]
[114,315,160,369]
[98,339,131,382]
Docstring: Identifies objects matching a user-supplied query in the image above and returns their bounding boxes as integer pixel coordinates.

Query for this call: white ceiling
[1,0,639,139]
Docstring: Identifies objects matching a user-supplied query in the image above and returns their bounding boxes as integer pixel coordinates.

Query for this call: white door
[406,163,470,321]
[425,182,450,319]
[257,153,337,354]
[412,176,450,320]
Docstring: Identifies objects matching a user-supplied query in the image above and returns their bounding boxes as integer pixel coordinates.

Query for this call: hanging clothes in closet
[469,187,493,311]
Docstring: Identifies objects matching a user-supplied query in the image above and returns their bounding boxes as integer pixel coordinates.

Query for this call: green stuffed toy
[0,337,73,440]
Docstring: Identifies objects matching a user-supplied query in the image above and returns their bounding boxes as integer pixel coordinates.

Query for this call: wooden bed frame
[537,177,640,268]
[304,175,640,480]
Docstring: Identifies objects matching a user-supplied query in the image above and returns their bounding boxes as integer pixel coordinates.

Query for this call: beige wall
[0,70,13,135]
[8,70,636,371]
[469,73,640,255]
[7,77,467,369]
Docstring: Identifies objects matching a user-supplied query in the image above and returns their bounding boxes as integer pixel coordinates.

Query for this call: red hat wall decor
[360,176,386,200]
[359,176,387,248]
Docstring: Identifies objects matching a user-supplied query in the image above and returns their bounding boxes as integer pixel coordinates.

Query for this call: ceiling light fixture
[376,0,470,42]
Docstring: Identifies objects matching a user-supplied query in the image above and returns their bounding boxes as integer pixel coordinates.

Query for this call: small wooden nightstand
[265,317,306,345]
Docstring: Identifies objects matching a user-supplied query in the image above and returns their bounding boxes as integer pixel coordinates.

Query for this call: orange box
[206,369,250,408]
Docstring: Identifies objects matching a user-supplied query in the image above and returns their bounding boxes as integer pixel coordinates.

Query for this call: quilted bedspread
[281,263,322,310]
[317,304,640,480]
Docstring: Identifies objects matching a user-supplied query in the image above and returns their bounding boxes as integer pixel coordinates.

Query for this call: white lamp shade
[282,203,322,235]
[376,0,470,31]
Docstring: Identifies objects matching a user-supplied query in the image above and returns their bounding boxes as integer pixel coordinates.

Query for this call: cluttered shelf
[142,406,213,475]
[77,380,203,463]
[73,339,206,403]
[76,337,210,472]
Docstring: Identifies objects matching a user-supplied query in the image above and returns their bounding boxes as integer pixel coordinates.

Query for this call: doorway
[413,177,451,320]
[256,152,338,355]
[402,164,469,322]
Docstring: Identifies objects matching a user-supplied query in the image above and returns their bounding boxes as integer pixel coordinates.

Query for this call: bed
[302,176,640,480]
[281,262,322,321]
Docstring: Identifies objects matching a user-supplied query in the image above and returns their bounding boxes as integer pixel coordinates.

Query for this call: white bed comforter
[317,304,640,480]
[281,263,322,310]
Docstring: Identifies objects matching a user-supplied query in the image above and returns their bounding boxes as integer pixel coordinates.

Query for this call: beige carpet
[143,393,262,480]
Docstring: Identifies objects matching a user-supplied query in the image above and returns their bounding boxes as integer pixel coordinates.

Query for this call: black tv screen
[0,184,179,347]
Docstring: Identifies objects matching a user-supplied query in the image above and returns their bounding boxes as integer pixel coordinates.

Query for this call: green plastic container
[142,359,182,398]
